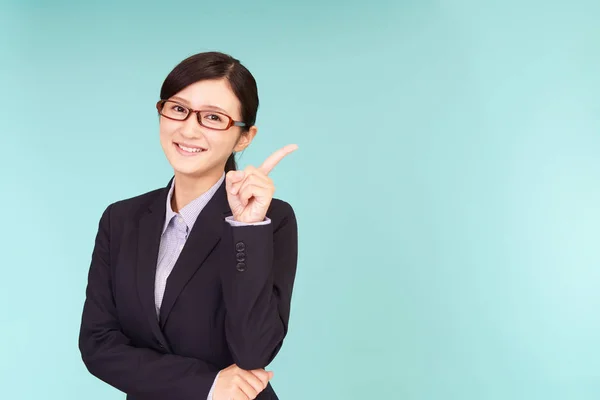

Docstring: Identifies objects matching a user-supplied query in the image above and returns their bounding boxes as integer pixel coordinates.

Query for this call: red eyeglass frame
[156,100,246,131]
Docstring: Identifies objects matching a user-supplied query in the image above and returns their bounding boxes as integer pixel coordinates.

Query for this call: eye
[204,113,223,122]
[171,105,187,113]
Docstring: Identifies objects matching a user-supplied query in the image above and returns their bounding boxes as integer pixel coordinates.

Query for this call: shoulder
[98,186,165,226]
[267,198,297,230]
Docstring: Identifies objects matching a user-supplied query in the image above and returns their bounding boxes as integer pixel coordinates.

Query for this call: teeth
[178,144,203,153]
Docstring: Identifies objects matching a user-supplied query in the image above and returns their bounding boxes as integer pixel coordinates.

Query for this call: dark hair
[159,51,259,172]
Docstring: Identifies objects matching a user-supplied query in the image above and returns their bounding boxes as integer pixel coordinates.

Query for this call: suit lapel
[136,180,171,350]
[159,181,232,329]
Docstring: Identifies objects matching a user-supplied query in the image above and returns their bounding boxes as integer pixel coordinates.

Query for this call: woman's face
[158,78,256,180]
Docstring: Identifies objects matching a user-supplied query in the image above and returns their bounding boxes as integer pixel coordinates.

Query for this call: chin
[169,158,223,179]
[169,162,205,177]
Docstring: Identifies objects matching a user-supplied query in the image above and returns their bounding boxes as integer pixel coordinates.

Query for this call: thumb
[226,170,245,183]
[226,170,245,193]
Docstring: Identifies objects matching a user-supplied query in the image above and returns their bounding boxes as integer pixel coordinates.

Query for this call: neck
[171,169,223,213]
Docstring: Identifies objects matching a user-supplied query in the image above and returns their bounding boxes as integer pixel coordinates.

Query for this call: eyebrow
[169,96,232,115]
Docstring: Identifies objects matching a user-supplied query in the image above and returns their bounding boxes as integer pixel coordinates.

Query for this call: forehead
[171,79,241,117]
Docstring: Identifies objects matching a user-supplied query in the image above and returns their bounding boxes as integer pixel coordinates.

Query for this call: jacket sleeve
[220,201,299,370]
[79,204,219,400]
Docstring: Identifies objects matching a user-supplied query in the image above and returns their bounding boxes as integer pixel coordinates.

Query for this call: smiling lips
[174,142,206,156]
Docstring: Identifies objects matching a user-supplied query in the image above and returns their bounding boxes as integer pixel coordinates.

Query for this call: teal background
[1,0,599,399]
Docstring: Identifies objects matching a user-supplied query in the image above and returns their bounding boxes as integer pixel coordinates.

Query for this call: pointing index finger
[259,144,298,174]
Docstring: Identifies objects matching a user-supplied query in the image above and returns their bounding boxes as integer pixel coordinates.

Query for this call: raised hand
[226,144,298,223]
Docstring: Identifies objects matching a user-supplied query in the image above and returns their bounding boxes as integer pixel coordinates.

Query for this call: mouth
[174,142,207,156]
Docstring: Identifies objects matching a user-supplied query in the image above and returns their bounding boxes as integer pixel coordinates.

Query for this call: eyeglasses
[156,100,246,131]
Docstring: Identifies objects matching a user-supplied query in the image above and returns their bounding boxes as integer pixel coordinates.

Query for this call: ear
[233,126,258,152]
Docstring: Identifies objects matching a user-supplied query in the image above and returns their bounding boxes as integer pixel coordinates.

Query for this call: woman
[78,51,299,400]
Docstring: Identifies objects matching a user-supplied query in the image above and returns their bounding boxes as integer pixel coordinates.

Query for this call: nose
[179,113,204,138]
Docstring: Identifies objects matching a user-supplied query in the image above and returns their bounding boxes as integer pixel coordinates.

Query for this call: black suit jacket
[78,178,298,400]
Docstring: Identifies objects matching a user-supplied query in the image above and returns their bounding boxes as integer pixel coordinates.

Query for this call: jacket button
[236,242,245,252]
[236,262,246,272]
[236,252,245,262]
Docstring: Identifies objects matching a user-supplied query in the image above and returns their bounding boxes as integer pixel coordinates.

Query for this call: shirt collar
[162,172,225,234]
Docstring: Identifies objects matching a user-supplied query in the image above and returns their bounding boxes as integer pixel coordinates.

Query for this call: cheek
[205,131,239,154]
[159,120,174,139]
[159,122,178,148]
